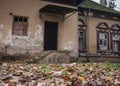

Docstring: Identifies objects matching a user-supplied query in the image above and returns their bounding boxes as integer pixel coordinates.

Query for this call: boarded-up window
[12,16,28,36]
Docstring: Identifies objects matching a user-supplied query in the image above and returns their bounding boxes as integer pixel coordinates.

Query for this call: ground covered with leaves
[0,62,120,86]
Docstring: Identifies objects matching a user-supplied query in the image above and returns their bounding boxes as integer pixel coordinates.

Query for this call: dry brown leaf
[59,83,66,86]
[63,75,71,81]
[9,77,19,83]
[106,76,112,81]
[78,76,85,81]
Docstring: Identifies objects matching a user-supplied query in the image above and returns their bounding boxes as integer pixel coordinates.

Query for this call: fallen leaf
[9,77,19,83]
[59,83,66,86]
[78,76,85,81]
[106,76,112,81]
[63,75,71,81]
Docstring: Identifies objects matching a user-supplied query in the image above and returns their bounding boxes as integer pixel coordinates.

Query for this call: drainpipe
[109,28,112,54]
[84,9,90,54]
[84,8,94,62]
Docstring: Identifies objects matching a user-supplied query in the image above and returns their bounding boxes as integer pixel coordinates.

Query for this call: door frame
[44,20,58,51]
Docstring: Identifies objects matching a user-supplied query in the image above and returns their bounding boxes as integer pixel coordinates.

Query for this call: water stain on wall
[61,41,73,51]
[1,24,74,53]
[4,24,43,52]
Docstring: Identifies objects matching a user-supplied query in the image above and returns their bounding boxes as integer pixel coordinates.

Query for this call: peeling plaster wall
[0,0,78,55]
[59,12,78,56]
[4,25,43,53]
[0,0,47,54]
[61,41,73,51]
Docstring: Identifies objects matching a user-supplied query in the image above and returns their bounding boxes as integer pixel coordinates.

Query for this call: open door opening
[44,21,58,51]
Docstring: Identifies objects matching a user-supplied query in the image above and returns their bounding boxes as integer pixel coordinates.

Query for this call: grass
[102,61,120,70]
[41,64,51,73]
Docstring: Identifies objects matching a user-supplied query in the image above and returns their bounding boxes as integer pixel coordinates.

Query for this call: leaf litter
[0,62,120,86]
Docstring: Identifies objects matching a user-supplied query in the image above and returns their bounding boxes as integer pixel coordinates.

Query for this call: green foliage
[79,72,85,76]
[87,62,94,66]
[52,64,64,70]
[41,64,51,73]
[79,0,119,15]
[109,0,116,9]
[100,0,107,6]
[100,0,116,9]
[62,70,69,75]
[102,61,120,70]
[45,83,50,86]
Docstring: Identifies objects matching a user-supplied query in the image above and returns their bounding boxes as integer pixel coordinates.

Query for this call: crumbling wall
[61,41,73,51]
[2,24,44,54]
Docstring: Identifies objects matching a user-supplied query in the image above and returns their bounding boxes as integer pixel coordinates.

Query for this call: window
[78,18,86,52]
[111,24,120,52]
[78,31,86,51]
[97,22,109,51]
[112,34,120,52]
[12,16,28,36]
[113,42,119,52]
[98,33,108,51]
[97,23,120,54]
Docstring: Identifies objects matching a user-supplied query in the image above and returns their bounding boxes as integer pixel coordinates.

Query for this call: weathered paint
[61,41,73,51]
[0,0,120,56]
[0,0,78,54]
[88,16,120,54]
[4,25,43,51]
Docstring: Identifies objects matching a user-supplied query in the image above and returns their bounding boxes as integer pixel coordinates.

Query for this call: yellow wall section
[0,0,78,55]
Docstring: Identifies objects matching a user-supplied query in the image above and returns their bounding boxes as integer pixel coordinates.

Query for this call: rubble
[0,62,120,86]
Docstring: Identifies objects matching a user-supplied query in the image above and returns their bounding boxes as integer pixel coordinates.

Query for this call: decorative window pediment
[111,24,120,30]
[78,19,86,26]
[78,19,86,30]
[97,22,109,29]
[79,19,85,25]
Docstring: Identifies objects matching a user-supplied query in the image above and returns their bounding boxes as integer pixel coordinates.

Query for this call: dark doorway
[44,21,58,51]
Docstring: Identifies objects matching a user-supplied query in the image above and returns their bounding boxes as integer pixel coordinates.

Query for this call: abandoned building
[0,0,120,56]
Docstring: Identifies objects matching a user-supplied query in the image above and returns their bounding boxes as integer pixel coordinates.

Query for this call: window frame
[97,22,109,51]
[110,24,120,52]
[12,15,29,36]
[78,30,86,51]
[78,18,87,53]
[111,33,120,52]
[98,32,109,51]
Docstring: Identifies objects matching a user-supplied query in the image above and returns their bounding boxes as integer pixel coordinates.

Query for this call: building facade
[0,0,120,56]
[78,0,120,56]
